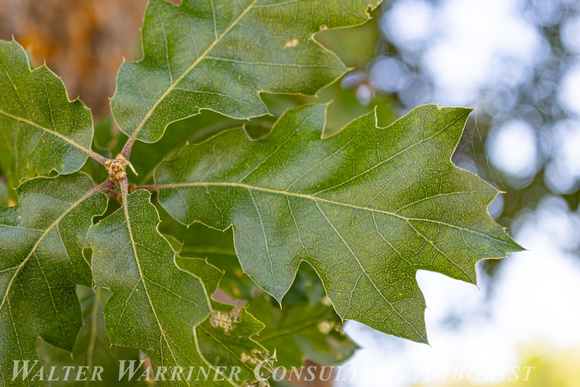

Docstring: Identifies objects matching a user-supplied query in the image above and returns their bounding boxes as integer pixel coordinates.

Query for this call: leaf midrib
[121,197,237,386]
[121,199,186,381]
[153,181,513,245]
[154,180,505,341]
[0,108,92,156]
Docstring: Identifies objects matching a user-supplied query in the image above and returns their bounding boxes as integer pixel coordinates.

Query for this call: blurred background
[1,0,580,385]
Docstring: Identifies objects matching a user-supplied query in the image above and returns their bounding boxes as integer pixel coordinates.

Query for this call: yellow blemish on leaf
[284,39,299,48]
[210,307,241,334]
[241,349,263,365]
[317,320,334,334]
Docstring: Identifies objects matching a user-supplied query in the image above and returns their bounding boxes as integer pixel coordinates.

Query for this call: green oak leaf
[110,0,382,144]
[153,103,523,343]
[36,286,148,387]
[88,189,260,386]
[87,190,212,386]
[0,40,99,186]
[0,173,107,385]
[176,257,269,385]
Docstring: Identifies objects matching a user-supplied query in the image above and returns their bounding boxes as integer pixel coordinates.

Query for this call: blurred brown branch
[0,0,147,117]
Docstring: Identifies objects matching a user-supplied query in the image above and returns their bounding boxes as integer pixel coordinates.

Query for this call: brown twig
[92,179,115,194]
[87,150,109,166]
[121,130,138,160]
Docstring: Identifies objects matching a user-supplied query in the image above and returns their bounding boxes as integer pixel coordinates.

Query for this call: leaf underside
[0,173,107,385]
[111,0,382,143]
[154,104,523,343]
